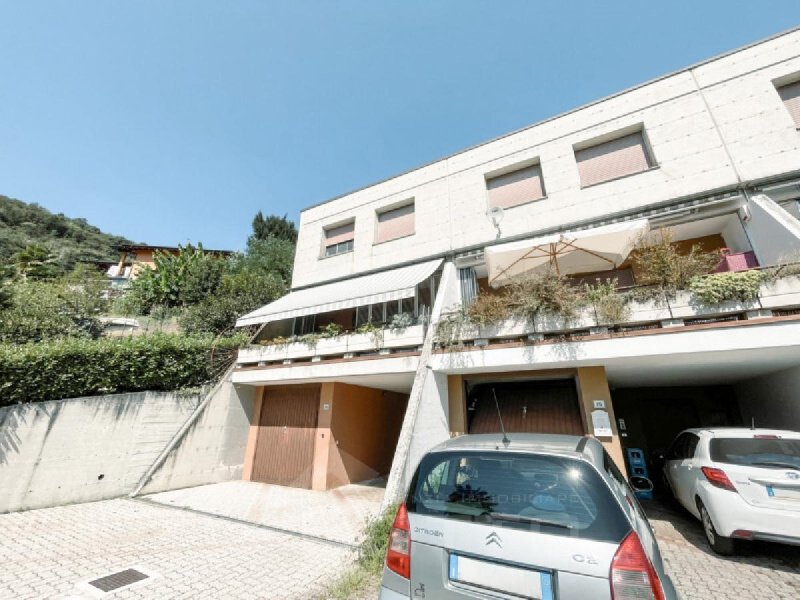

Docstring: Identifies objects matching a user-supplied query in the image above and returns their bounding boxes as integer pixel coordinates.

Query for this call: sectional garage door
[251,384,320,488]
[467,379,584,435]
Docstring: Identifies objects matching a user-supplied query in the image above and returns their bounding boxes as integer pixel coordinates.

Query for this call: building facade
[234,28,800,500]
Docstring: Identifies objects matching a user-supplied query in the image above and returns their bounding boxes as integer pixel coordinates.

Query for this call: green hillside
[0,194,133,273]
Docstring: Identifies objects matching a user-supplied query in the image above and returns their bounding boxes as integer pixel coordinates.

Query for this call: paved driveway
[644,500,800,599]
[143,479,384,546]
[0,498,351,599]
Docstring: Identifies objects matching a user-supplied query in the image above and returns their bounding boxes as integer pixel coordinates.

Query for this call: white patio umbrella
[485,219,649,288]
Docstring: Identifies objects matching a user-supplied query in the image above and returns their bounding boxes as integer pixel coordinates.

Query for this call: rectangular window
[575,130,654,187]
[323,221,355,257]
[486,164,545,208]
[375,202,415,244]
[777,80,800,128]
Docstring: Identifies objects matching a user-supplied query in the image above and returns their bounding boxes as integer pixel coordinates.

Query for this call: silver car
[379,433,678,600]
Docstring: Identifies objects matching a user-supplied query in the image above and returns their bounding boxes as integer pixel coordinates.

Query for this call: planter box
[760,275,800,309]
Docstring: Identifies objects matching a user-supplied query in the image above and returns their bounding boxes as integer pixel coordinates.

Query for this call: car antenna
[751,417,756,430]
[492,388,510,448]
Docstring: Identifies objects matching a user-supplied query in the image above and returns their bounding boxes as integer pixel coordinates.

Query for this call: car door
[671,433,700,510]
[665,433,690,508]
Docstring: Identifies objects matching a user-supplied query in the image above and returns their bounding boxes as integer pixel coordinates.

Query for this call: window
[575,130,654,187]
[777,80,800,128]
[710,437,800,468]
[486,163,545,209]
[375,202,415,243]
[407,450,630,542]
[323,221,354,257]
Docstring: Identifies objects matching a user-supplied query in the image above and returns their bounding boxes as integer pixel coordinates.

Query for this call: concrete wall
[0,391,203,513]
[292,29,800,288]
[140,380,255,494]
[735,365,800,432]
[745,194,800,265]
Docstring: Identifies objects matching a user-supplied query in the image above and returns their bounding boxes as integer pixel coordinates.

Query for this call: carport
[605,346,800,487]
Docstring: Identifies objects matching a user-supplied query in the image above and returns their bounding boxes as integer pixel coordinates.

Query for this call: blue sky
[0,2,798,250]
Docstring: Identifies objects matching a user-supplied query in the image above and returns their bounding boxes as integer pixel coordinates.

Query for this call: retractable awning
[485,219,649,288]
[236,258,442,327]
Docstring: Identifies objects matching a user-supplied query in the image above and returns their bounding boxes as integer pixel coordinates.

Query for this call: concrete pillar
[576,367,627,475]
[447,375,467,435]
[241,386,264,481]
[310,383,335,491]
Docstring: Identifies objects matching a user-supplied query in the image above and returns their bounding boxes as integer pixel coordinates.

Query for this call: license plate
[767,485,800,500]
[448,554,554,600]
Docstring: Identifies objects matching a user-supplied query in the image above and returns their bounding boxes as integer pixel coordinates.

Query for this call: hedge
[0,333,244,406]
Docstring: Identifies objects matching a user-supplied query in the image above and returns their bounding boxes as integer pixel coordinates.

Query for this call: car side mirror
[629,476,654,492]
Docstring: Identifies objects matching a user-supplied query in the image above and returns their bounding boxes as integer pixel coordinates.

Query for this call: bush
[688,270,764,305]
[0,333,244,405]
[507,271,583,322]
[0,276,108,343]
[585,279,630,324]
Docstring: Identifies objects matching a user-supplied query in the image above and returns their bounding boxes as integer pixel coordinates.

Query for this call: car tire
[699,502,735,556]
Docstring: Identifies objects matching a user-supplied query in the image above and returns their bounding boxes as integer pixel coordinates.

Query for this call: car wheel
[699,502,735,556]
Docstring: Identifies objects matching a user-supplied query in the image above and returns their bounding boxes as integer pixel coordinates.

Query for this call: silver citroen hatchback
[379,434,678,600]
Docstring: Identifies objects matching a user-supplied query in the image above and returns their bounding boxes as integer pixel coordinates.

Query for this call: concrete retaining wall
[139,380,255,494]
[0,390,203,513]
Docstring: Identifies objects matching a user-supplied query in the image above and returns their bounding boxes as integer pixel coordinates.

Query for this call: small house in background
[107,244,234,287]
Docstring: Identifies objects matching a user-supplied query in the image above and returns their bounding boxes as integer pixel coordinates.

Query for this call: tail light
[385,503,411,579]
[701,466,737,492]
[610,531,665,600]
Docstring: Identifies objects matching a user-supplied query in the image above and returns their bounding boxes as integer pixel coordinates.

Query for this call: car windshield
[710,437,800,469]
[406,450,630,543]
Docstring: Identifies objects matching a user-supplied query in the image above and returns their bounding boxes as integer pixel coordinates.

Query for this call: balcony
[439,272,800,349]
[237,324,426,367]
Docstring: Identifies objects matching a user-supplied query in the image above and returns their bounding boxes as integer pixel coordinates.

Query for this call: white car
[662,428,800,555]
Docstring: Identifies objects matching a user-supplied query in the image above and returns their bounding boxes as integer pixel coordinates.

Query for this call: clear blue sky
[1,2,798,250]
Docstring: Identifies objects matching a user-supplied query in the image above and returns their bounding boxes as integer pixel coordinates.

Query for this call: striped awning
[236,258,442,327]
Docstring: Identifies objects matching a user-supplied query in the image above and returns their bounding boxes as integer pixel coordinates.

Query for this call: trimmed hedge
[0,333,244,406]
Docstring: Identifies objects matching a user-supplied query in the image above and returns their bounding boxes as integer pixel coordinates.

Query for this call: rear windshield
[710,437,800,469]
[407,450,630,543]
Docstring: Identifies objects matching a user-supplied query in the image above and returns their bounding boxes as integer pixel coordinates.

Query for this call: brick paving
[144,479,385,546]
[644,500,800,599]
[0,498,352,599]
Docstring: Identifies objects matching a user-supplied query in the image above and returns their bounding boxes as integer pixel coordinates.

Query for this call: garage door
[468,379,584,435]
[251,384,320,488]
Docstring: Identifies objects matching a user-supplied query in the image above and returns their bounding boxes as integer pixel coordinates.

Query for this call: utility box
[625,447,653,500]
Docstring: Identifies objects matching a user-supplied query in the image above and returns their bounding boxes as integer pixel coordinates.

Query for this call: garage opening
[251,384,321,488]
[466,378,584,435]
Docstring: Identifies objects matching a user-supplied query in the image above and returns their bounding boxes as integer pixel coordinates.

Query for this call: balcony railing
[237,324,426,367]
[444,273,800,347]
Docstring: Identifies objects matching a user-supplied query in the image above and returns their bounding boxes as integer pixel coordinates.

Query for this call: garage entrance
[466,378,584,435]
[251,384,320,488]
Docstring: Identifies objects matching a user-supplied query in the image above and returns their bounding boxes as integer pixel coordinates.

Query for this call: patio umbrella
[485,219,649,288]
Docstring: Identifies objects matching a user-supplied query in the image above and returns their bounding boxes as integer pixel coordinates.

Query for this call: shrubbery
[0,333,244,405]
[689,270,764,305]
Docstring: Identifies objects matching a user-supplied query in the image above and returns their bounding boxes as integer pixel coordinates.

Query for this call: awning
[236,258,442,327]
[485,219,649,288]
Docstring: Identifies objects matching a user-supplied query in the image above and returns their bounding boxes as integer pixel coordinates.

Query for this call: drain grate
[88,568,149,592]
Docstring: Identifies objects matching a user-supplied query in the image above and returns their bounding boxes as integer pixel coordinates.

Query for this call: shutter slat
[325,221,355,246]
[576,131,652,187]
[487,164,545,208]
[778,81,800,128]
[376,203,415,243]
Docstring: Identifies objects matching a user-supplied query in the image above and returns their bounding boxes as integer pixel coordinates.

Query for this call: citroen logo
[485,531,502,548]
[787,472,800,480]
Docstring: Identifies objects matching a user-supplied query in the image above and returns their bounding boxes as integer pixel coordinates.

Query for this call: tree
[249,212,297,244]
[124,245,229,314]
[179,238,295,335]
[12,244,61,280]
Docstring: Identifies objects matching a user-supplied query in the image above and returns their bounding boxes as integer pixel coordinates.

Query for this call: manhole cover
[88,568,149,592]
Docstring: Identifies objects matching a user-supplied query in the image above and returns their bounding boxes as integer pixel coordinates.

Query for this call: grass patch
[322,503,398,600]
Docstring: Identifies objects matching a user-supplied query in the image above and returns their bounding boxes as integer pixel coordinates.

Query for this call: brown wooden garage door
[468,379,584,435]
[251,384,320,488]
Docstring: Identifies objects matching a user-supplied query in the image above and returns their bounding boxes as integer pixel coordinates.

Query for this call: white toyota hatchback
[663,428,800,555]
